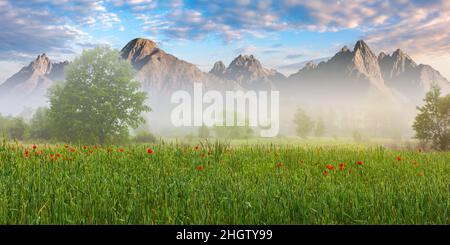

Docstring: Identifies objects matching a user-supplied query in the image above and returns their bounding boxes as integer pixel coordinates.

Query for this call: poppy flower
[339,163,345,171]
[56,153,61,158]
[357,160,363,165]
[147,148,153,154]
[32,145,37,149]
[70,148,76,153]
[194,145,199,150]
[64,144,69,148]
[118,148,124,153]
[396,156,401,161]
[325,164,334,170]
[277,162,283,167]
[324,171,329,176]
[197,165,203,171]
[83,146,88,149]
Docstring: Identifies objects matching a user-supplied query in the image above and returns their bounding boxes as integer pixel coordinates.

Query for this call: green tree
[315,117,326,137]
[48,47,150,144]
[29,107,52,140]
[293,107,313,138]
[412,84,450,150]
[198,125,210,138]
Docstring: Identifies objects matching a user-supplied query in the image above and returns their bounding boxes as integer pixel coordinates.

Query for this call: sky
[0,0,450,82]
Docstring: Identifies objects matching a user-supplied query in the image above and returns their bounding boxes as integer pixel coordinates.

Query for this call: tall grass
[0,139,448,224]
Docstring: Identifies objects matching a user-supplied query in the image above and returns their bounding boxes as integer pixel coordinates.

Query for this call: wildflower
[357,160,363,165]
[325,164,334,170]
[83,146,87,149]
[277,162,283,168]
[194,145,199,150]
[118,148,124,153]
[197,165,203,171]
[64,144,69,148]
[339,163,345,171]
[147,148,153,154]
[70,148,76,153]
[396,156,402,161]
[324,171,329,176]
[32,145,37,149]
[56,153,61,158]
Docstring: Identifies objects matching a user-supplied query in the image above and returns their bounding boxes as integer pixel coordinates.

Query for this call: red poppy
[147,148,153,154]
[70,148,76,153]
[118,148,124,153]
[32,145,37,149]
[93,145,97,149]
[64,144,69,148]
[194,145,199,150]
[24,149,30,158]
[56,153,61,158]
[339,163,345,171]
[277,162,283,167]
[89,150,93,154]
[50,154,54,158]
[325,164,334,170]
[357,160,363,165]
[83,146,87,149]
[197,165,203,171]
[396,156,401,161]
[324,171,329,176]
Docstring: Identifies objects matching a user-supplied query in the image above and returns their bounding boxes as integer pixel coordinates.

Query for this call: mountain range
[0,38,449,114]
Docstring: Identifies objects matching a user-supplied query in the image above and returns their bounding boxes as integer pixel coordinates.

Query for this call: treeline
[0,108,51,141]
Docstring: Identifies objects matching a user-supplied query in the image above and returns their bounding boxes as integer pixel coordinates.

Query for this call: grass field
[0,139,448,224]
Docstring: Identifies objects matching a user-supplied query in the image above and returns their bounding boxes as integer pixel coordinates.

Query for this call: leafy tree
[412,84,450,150]
[48,46,150,144]
[315,117,326,137]
[29,107,52,140]
[293,107,313,138]
[133,131,157,143]
[0,114,28,140]
[198,125,210,138]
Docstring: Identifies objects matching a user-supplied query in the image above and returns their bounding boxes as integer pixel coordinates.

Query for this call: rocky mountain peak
[209,61,226,76]
[120,38,159,67]
[354,40,371,52]
[340,46,350,53]
[303,61,317,71]
[31,53,52,75]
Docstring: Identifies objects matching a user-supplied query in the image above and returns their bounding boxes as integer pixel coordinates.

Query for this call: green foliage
[314,117,326,137]
[0,114,28,140]
[213,111,253,139]
[28,107,52,140]
[0,142,448,224]
[198,125,210,138]
[413,85,450,150]
[48,46,150,144]
[133,131,157,143]
[293,107,313,138]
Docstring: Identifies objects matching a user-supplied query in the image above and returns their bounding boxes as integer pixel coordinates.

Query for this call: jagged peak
[31,53,52,74]
[354,40,371,52]
[121,38,159,63]
[304,61,317,70]
[378,52,387,60]
[340,46,350,53]
[209,61,226,75]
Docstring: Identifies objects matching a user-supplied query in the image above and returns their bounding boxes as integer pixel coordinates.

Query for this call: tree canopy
[412,84,450,151]
[48,46,150,144]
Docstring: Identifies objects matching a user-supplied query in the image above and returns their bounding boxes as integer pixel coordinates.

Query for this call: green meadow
[0,139,448,224]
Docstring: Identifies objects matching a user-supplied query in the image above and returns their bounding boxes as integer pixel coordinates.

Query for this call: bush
[133,131,157,143]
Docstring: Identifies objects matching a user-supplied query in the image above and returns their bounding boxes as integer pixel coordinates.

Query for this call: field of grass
[0,139,448,224]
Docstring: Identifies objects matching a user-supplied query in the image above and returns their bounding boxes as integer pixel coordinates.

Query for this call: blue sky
[1,0,450,81]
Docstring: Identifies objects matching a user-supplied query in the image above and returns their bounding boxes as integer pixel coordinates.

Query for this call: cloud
[0,1,108,60]
[285,54,304,59]
[126,0,450,56]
